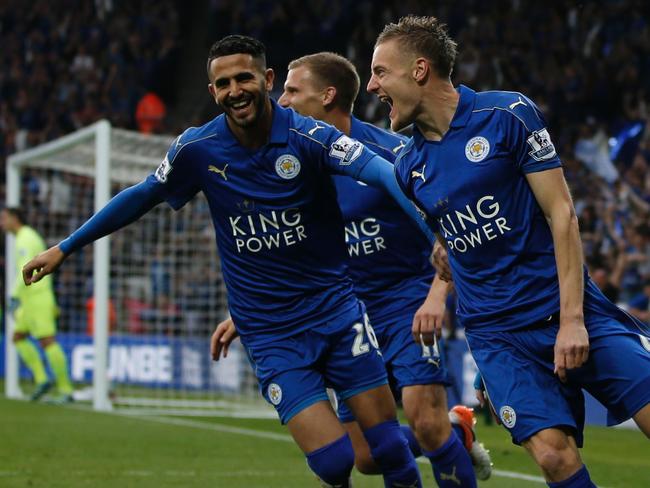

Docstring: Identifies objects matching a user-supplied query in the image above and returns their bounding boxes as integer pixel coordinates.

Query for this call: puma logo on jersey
[509,96,527,110]
[308,123,325,136]
[440,466,461,485]
[208,164,228,180]
[411,164,426,182]
[393,140,406,153]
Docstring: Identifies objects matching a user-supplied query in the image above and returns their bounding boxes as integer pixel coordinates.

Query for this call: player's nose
[278,92,290,108]
[367,75,379,94]
[229,80,244,97]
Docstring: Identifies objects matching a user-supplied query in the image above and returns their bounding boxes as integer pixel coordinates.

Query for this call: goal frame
[5,120,112,411]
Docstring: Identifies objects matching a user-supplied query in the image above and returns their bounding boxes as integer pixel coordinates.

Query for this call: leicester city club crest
[465,136,490,162]
[275,154,301,179]
[499,405,517,428]
[268,383,282,405]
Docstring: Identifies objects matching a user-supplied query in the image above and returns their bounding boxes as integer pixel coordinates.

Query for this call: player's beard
[225,82,268,128]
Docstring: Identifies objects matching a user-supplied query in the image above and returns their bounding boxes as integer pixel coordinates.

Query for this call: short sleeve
[150,135,201,210]
[504,95,562,174]
[297,118,378,179]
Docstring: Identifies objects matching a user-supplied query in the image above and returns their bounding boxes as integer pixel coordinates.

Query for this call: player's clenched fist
[22,245,65,285]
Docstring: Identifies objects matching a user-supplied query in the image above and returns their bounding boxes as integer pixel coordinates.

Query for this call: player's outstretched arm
[23,178,165,285]
[210,317,239,361]
[526,167,589,382]
[357,155,435,243]
[22,245,65,285]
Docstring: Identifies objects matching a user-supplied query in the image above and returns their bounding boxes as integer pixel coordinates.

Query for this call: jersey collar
[349,115,364,139]
[413,84,476,148]
[216,98,290,148]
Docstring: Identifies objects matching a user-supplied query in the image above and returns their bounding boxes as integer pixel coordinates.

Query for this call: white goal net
[5,121,267,416]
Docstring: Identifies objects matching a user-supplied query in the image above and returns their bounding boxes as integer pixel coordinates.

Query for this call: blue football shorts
[337,306,450,423]
[467,312,650,446]
[244,300,388,424]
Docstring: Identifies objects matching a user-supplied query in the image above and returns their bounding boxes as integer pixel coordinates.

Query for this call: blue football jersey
[332,117,434,320]
[395,85,628,331]
[150,101,384,346]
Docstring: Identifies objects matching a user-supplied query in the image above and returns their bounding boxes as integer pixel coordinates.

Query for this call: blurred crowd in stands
[1,0,649,333]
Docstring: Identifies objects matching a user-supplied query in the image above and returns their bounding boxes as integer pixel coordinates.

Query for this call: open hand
[210,317,239,361]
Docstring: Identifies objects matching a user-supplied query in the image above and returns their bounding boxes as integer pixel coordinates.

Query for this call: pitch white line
[126,413,554,485]
[118,413,294,443]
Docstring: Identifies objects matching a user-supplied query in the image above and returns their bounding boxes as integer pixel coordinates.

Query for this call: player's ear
[413,57,429,84]
[322,86,337,108]
[208,83,217,101]
[265,68,275,91]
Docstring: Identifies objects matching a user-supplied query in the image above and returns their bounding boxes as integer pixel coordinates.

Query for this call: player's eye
[235,73,255,82]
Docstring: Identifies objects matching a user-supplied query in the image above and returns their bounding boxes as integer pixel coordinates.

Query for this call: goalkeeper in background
[1,207,73,402]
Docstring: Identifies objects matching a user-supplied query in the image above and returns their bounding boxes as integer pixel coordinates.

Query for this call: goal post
[6,120,112,409]
[4,120,259,415]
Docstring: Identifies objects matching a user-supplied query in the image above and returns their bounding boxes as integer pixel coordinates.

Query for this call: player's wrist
[558,315,585,329]
[58,239,73,256]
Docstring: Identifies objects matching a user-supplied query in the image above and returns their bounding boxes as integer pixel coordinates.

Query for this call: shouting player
[367,15,650,488]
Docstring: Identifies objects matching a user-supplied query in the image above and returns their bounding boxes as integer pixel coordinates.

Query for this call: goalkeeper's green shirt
[12,226,54,300]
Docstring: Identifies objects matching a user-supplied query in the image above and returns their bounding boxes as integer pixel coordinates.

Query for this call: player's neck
[323,110,351,136]
[415,81,459,142]
[227,99,274,150]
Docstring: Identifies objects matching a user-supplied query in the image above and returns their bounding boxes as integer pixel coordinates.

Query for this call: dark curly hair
[206,35,267,78]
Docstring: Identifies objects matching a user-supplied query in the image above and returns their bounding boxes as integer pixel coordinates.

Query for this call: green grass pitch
[1,396,648,487]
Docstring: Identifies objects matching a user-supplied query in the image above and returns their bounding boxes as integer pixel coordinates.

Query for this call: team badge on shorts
[465,136,490,162]
[275,154,301,179]
[268,383,283,405]
[499,405,517,428]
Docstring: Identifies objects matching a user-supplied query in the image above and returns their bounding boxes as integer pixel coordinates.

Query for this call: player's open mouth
[228,98,253,115]
[379,95,394,117]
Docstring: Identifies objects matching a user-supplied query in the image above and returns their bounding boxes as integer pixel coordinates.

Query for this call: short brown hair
[376,15,458,78]
[288,52,360,113]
